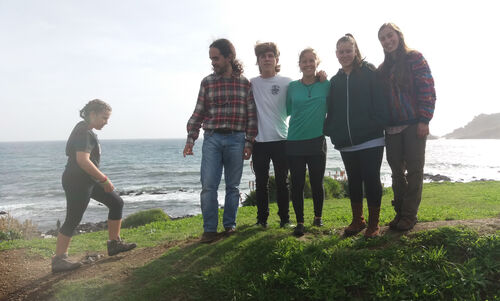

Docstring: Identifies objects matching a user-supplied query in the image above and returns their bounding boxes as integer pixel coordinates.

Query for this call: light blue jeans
[200,131,245,232]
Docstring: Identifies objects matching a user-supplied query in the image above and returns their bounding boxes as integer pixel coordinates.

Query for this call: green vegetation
[243,175,353,206]
[122,208,171,228]
[1,181,500,300]
[0,212,39,242]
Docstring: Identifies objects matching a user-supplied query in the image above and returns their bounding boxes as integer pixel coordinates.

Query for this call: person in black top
[324,34,388,238]
[52,99,136,273]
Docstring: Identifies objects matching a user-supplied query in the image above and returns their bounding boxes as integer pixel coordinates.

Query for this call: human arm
[76,152,114,192]
[370,67,390,127]
[411,51,436,125]
[244,85,257,155]
[185,81,207,146]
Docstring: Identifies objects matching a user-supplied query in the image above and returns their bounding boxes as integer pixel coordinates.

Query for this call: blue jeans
[200,131,245,232]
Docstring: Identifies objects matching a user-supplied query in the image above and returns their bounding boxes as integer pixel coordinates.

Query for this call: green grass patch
[2,181,500,300]
[122,208,171,228]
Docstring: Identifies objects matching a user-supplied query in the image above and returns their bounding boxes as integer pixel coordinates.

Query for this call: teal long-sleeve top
[286,79,330,141]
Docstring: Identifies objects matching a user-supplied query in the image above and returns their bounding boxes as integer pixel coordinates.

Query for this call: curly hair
[79,99,112,121]
[210,39,244,76]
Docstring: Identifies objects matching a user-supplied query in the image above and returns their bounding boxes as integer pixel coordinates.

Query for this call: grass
[2,181,500,300]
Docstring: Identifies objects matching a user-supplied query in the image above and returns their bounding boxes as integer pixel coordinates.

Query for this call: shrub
[0,213,39,241]
[324,176,347,198]
[243,174,349,206]
[122,208,170,228]
[242,190,257,207]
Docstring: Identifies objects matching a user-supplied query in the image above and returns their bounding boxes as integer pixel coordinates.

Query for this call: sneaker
[293,224,305,237]
[224,227,236,236]
[255,221,268,228]
[396,216,417,231]
[51,254,82,273]
[313,218,323,227]
[280,220,291,228]
[200,232,218,243]
[107,238,137,256]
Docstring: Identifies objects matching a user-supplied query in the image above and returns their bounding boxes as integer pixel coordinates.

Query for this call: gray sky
[1,0,498,142]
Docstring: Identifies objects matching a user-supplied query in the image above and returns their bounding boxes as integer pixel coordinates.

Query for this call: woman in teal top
[286,48,330,236]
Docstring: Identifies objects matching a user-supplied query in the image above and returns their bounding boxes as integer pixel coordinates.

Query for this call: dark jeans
[60,171,123,237]
[340,146,384,208]
[288,153,326,223]
[252,141,289,223]
[385,124,427,219]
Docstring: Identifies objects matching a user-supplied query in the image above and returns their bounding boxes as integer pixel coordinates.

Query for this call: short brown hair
[254,42,281,73]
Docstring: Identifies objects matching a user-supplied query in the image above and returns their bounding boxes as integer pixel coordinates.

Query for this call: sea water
[1,139,499,231]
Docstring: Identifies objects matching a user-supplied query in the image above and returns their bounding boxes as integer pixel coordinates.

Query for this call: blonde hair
[298,47,321,66]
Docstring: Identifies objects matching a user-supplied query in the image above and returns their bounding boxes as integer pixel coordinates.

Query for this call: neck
[222,65,233,78]
[342,65,352,75]
[260,70,276,79]
[301,75,316,85]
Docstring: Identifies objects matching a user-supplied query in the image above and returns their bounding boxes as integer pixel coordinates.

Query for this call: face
[299,51,318,77]
[378,26,400,54]
[336,42,356,69]
[257,51,278,75]
[89,110,111,130]
[209,47,231,76]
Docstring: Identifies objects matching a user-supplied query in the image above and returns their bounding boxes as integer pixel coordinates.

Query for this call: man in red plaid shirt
[183,38,257,243]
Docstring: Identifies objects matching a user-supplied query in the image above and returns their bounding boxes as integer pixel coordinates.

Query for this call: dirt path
[1,218,499,301]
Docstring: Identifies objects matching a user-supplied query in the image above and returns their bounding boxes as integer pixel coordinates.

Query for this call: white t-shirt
[251,75,292,142]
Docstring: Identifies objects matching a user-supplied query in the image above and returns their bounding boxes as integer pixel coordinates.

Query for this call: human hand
[417,122,429,139]
[316,70,328,82]
[102,179,115,193]
[243,147,252,160]
[183,143,194,157]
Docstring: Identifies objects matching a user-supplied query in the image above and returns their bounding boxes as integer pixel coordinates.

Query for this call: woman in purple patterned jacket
[377,23,436,231]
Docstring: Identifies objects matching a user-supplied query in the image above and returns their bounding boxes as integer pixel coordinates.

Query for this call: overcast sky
[1,0,498,142]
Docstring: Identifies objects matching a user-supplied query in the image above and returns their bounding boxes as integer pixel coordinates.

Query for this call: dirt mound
[1,218,499,301]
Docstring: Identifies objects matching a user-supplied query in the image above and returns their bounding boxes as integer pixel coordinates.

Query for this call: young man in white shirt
[251,42,292,228]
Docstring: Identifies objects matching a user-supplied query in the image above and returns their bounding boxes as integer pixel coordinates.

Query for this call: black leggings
[340,146,384,208]
[288,153,326,223]
[60,171,123,237]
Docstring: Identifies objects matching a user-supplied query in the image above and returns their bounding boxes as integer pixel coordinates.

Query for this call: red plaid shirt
[186,73,258,148]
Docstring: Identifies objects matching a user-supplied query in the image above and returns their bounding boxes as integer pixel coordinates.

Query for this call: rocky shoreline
[42,214,194,237]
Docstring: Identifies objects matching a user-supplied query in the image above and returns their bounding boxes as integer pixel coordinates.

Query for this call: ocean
[1,139,499,231]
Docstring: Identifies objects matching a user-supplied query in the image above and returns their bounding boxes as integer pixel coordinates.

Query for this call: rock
[423,173,451,182]
[45,220,108,236]
[0,211,7,215]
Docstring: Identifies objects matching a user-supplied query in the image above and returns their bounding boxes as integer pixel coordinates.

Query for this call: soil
[1,218,499,301]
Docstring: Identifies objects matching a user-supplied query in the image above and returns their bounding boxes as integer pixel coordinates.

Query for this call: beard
[213,63,229,75]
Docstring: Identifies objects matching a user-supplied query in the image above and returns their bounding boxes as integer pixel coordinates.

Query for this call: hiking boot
[364,207,381,238]
[107,238,137,256]
[313,218,323,227]
[200,232,218,243]
[293,223,305,237]
[224,227,236,236]
[396,216,417,231]
[255,221,268,228]
[344,217,367,236]
[344,202,367,236]
[52,253,82,273]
